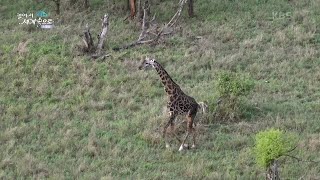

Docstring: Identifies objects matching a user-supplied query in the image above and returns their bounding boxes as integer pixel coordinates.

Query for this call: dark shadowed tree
[53,0,60,15]
[188,0,194,17]
[84,0,89,9]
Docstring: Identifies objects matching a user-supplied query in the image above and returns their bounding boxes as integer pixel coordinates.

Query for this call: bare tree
[129,0,136,19]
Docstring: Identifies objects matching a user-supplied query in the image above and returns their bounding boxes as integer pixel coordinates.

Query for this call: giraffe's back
[167,93,198,115]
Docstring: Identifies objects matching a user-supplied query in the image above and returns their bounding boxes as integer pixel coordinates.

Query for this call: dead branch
[95,14,109,56]
[153,0,187,42]
[138,8,147,41]
[283,154,320,163]
[167,0,188,28]
[113,0,187,51]
[82,24,94,53]
[123,14,131,21]
[16,39,33,56]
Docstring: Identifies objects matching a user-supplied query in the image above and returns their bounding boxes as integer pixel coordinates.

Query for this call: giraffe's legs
[163,113,176,148]
[169,123,182,143]
[179,131,190,151]
[165,125,182,148]
[191,128,196,149]
[179,108,197,151]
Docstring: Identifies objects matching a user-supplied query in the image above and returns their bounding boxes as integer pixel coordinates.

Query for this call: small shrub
[217,72,254,98]
[213,72,254,121]
[254,128,296,168]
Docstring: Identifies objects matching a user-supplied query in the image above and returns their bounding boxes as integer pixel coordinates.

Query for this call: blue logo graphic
[36,11,48,17]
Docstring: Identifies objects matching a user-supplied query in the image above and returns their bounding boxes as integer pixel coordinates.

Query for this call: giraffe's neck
[153,61,181,96]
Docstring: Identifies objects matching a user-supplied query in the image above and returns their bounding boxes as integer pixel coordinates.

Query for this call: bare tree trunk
[188,0,194,17]
[143,1,150,27]
[266,160,280,180]
[83,24,95,53]
[95,14,109,56]
[53,0,60,15]
[69,0,76,6]
[84,0,89,9]
[136,0,142,20]
[129,0,136,19]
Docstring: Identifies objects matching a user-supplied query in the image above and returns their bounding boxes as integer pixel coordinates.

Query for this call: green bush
[254,128,296,168]
[213,72,254,121]
[217,72,254,98]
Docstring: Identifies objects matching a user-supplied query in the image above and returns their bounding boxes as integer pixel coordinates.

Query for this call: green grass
[1,0,320,179]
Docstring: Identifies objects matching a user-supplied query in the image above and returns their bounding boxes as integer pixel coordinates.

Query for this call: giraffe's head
[138,57,156,70]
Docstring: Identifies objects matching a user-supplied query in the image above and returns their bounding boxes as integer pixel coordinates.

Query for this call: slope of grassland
[0,0,320,179]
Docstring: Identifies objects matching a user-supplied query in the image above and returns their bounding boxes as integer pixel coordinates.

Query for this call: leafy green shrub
[254,128,296,168]
[217,72,254,98]
[213,72,254,121]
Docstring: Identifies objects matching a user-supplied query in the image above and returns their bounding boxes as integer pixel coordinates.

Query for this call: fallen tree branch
[283,154,320,163]
[113,0,187,51]
[286,145,298,154]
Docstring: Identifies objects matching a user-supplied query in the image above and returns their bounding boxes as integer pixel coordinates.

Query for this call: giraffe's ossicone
[139,57,199,151]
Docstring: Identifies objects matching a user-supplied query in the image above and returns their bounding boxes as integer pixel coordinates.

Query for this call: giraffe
[138,57,199,151]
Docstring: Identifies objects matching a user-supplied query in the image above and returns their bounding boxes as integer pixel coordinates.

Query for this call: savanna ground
[1,0,320,179]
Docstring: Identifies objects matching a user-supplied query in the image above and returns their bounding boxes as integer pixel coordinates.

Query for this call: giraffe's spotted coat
[139,57,199,151]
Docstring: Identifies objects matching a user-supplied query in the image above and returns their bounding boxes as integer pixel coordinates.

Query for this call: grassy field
[1,0,320,179]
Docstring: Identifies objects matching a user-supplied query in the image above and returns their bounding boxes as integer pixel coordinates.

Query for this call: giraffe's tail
[193,101,209,127]
[197,101,209,114]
